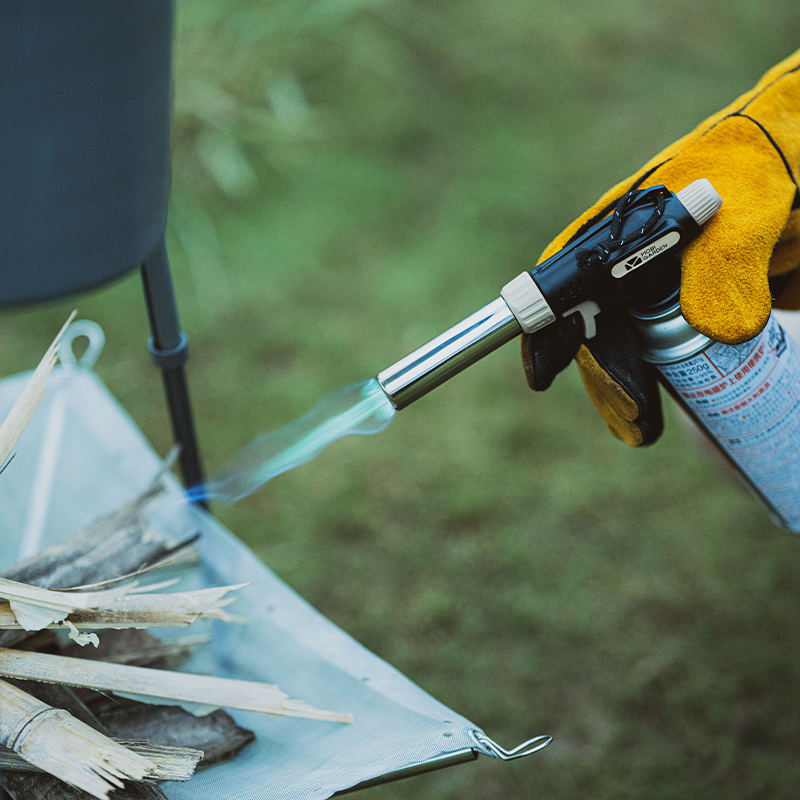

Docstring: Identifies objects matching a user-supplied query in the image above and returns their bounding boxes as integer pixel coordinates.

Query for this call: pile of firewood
[0,318,352,799]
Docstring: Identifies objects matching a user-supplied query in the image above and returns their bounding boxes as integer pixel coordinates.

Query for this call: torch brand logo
[610,231,681,279]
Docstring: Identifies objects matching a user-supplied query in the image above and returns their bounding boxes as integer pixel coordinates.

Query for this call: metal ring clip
[468,730,552,761]
[58,320,105,370]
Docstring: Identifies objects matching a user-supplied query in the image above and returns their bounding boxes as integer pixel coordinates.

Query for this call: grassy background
[3,2,800,797]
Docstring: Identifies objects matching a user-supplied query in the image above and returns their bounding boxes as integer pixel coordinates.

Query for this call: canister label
[658,314,800,531]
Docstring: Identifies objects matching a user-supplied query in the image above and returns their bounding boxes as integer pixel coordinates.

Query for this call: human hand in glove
[524,48,800,446]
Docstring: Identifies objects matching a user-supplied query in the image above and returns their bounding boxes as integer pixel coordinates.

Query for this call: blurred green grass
[3,2,800,797]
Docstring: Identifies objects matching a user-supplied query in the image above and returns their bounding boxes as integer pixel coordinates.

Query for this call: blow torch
[376,179,722,409]
[188,179,723,506]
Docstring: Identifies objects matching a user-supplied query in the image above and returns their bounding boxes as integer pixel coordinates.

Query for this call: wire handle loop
[468,730,552,761]
[58,320,105,370]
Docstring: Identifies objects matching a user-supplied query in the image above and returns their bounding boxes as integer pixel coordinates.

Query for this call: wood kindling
[0,583,247,631]
[0,740,202,782]
[0,311,76,470]
[0,648,354,723]
[0,321,355,798]
[0,679,176,800]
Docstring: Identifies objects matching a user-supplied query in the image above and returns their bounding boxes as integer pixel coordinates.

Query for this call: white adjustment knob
[676,179,723,226]
[501,272,556,334]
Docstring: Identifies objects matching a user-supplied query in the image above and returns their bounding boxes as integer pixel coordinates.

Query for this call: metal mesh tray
[0,363,549,798]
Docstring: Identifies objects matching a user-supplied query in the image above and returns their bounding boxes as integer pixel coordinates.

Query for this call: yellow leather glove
[523,49,800,446]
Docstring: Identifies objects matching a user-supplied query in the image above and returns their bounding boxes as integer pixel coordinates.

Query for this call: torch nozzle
[377,297,522,409]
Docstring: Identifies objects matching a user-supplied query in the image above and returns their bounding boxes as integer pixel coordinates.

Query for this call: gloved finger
[574,310,663,447]
[521,314,583,392]
[649,115,797,344]
[773,269,800,311]
[769,205,800,310]
[770,206,800,286]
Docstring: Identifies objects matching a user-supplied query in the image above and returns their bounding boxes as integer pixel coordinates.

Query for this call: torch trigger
[563,300,601,339]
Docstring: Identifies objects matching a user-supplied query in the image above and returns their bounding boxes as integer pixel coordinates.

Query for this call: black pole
[140,239,207,505]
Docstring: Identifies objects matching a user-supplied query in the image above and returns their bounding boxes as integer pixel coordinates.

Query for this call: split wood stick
[0,482,164,586]
[6,679,107,732]
[0,679,160,800]
[0,583,245,631]
[0,682,171,800]
[0,312,76,468]
[0,480,194,591]
[0,578,136,631]
[0,740,201,782]
[0,648,354,723]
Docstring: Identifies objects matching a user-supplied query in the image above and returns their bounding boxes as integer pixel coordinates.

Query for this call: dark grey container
[0,0,173,306]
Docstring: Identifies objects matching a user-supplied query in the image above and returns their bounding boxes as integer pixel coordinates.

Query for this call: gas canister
[632,294,800,533]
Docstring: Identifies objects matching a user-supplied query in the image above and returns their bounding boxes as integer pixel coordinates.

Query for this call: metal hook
[58,320,105,370]
[468,730,552,761]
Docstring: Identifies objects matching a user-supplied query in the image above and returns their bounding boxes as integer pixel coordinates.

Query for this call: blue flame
[187,379,395,504]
